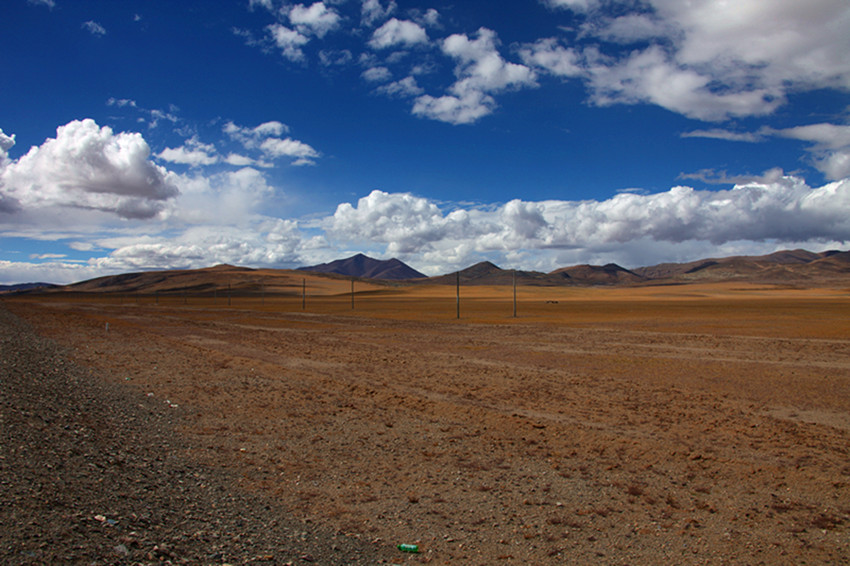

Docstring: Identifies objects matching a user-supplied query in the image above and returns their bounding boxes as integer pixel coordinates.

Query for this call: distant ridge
[0,282,59,294]
[632,248,850,284]
[297,253,426,280]
[421,249,850,287]
[423,261,646,286]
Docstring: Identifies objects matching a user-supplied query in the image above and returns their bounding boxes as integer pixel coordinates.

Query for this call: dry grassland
[6,282,850,564]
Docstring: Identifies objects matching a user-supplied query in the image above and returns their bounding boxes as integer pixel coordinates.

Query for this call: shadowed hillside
[550,263,645,285]
[633,249,850,285]
[60,265,389,297]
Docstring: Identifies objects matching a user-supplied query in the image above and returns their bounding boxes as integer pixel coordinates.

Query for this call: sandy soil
[5,284,850,564]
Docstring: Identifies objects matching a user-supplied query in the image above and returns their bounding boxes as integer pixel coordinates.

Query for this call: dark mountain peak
[601,263,632,273]
[298,254,426,280]
[461,261,502,275]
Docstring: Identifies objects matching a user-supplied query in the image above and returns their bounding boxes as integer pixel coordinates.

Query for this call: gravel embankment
[0,303,391,565]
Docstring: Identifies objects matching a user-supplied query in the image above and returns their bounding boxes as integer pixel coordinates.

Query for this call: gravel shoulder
[0,302,393,565]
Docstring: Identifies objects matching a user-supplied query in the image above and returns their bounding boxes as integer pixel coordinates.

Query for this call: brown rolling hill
[634,249,823,279]
[549,263,645,286]
[64,264,264,295]
[60,264,391,297]
[633,249,850,285]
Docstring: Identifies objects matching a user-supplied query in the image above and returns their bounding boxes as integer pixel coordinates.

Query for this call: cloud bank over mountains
[2,117,849,284]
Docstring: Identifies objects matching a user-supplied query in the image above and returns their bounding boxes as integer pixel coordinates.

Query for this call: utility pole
[513,269,517,318]
[456,271,460,319]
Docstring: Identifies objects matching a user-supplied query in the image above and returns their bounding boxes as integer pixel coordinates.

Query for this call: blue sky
[2,0,849,284]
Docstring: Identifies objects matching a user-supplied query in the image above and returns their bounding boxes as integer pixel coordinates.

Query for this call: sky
[2,0,850,285]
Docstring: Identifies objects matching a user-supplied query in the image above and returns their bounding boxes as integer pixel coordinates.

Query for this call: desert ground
[3,280,850,564]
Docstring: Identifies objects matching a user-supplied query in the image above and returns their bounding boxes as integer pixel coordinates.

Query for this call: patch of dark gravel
[0,303,393,565]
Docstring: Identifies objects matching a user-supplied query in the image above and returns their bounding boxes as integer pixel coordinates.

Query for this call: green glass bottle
[397,543,420,553]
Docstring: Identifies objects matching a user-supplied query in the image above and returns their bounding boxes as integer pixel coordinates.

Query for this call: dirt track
[4,288,850,564]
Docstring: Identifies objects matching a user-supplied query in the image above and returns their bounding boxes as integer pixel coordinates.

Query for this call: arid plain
[5,278,850,564]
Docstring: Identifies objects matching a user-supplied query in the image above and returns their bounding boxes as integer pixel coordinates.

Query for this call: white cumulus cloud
[224,120,289,147]
[413,91,497,126]
[267,23,310,63]
[442,28,537,92]
[0,119,178,219]
[326,175,850,273]
[584,45,782,121]
[590,14,672,44]
[362,66,392,82]
[224,120,318,165]
[361,0,397,27]
[289,2,341,38]
[529,0,850,122]
[377,76,423,98]
[0,129,15,153]
[771,123,850,150]
[518,38,583,78]
[259,137,320,166]
[544,0,598,11]
[770,123,850,181]
[414,28,537,124]
[683,123,850,181]
[330,190,467,254]
[369,18,429,49]
[156,136,219,166]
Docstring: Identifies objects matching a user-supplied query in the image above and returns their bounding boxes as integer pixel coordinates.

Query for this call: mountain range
[0,282,59,294]
[10,249,850,295]
[424,249,850,287]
